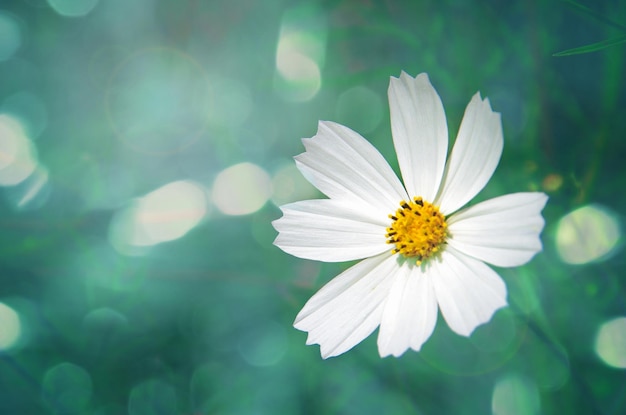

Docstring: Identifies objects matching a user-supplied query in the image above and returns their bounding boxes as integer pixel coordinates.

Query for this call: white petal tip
[378,349,407,359]
[391,71,430,85]
[454,301,508,337]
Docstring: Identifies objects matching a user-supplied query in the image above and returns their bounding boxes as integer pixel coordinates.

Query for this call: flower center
[386,197,447,265]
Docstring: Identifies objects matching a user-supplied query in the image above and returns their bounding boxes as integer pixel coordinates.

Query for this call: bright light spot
[542,173,563,192]
[109,181,208,255]
[238,321,287,367]
[0,13,21,61]
[271,162,318,205]
[106,48,211,155]
[595,316,626,369]
[335,86,384,134]
[212,162,271,215]
[0,117,18,170]
[0,302,21,351]
[137,181,208,243]
[0,114,38,186]
[108,203,152,256]
[492,373,540,415]
[2,91,49,139]
[274,4,326,102]
[18,168,48,206]
[47,0,99,17]
[42,363,93,413]
[556,204,621,265]
[4,165,50,210]
[275,50,321,102]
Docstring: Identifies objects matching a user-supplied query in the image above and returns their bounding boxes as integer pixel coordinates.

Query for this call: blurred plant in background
[553,0,626,56]
[0,0,624,414]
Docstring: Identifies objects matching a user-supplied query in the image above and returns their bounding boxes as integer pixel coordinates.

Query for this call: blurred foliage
[0,0,625,414]
[553,0,626,56]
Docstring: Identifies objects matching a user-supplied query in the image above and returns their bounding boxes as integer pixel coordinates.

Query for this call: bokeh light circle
[212,162,272,215]
[108,180,208,254]
[555,204,621,265]
[3,165,50,210]
[47,0,99,17]
[595,316,626,369]
[275,51,321,102]
[42,362,93,413]
[135,180,208,244]
[0,12,21,61]
[335,86,383,134]
[0,116,19,170]
[106,47,211,155]
[0,114,38,186]
[0,302,21,351]
[492,373,540,415]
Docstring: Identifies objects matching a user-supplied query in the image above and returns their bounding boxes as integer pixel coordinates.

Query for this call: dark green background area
[0,0,625,414]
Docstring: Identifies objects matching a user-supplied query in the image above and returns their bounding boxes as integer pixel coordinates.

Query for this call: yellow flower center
[386,197,447,265]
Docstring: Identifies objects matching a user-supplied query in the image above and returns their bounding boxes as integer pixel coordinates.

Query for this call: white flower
[272,72,548,359]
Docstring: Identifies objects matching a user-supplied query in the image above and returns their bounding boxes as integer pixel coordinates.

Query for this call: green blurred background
[0,0,625,414]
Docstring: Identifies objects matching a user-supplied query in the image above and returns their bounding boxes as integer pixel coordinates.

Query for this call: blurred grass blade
[563,0,626,31]
[553,33,626,56]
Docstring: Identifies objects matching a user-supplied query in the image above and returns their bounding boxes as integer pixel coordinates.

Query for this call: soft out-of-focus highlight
[595,317,626,369]
[212,162,272,215]
[492,373,540,415]
[274,4,326,102]
[555,204,621,265]
[0,301,21,351]
[0,114,37,186]
[109,180,208,255]
[0,12,21,62]
[47,0,99,17]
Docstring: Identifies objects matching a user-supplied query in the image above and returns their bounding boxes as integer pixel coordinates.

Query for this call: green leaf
[553,33,626,56]
[562,0,626,31]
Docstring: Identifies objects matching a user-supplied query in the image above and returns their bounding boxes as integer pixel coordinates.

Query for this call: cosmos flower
[272,72,548,358]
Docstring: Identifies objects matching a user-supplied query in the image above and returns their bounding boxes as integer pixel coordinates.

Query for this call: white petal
[435,93,503,215]
[388,72,448,201]
[377,262,438,357]
[429,247,507,336]
[447,192,548,267]
[273,199,389,262]
[294,253,399,359]
[295,121,408,216]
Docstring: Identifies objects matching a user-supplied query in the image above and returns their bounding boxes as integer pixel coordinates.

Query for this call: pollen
[386,197,447,265]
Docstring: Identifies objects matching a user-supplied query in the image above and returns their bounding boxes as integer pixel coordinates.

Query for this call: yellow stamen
[386,197,447,265]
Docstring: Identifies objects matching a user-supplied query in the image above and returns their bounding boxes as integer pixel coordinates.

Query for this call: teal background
[0,0,625,414]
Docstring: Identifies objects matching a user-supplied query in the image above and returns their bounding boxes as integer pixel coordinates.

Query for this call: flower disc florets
[386,197,447,265]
